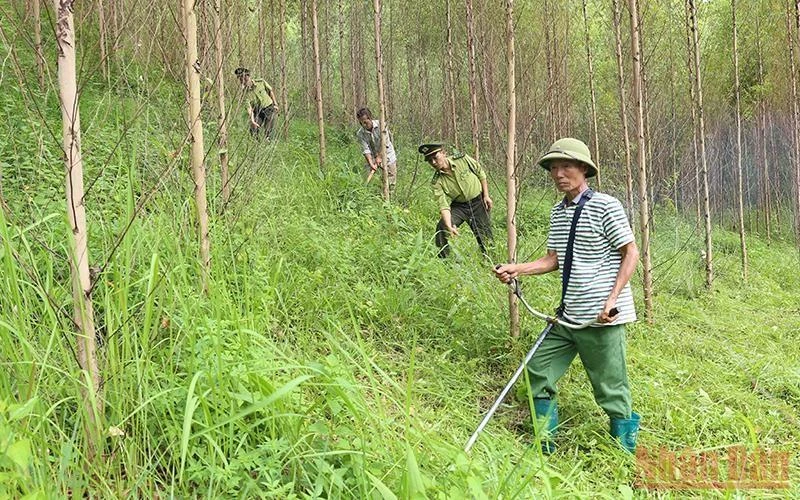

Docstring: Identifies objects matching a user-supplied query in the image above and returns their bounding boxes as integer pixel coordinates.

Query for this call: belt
[451,194,483,207]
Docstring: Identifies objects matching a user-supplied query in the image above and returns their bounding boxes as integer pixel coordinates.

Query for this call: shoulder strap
[558,189,594,315]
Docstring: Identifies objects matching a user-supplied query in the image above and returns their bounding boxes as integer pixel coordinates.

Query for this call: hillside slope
[1,63,799,498]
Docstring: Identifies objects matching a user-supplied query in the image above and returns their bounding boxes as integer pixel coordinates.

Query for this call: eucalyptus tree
[184,0,211,291]
[731,0,748,278]
[311,0,326,168]
[55,0,102,460]
[213,0,230,206]
[611,0,634,228]
[688,0,714,289]
[628,0,654,321]
[506,0,519,337]
[466,0,480,160]
[373,0,390,200]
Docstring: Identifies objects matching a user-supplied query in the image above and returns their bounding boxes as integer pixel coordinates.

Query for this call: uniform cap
[418,142,445,158]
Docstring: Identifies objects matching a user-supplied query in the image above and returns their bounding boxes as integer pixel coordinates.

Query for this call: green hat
[418,142,445,158]
[537,137,598,178]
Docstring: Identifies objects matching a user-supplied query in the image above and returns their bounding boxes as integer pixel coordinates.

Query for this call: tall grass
[2,47,800,498]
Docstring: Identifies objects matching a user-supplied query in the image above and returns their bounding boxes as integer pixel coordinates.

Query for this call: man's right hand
[251,121,260,129]
[493,264,519,284]
[448,225,460,237]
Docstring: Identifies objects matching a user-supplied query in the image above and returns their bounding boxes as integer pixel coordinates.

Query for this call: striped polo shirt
[547,190,637,326]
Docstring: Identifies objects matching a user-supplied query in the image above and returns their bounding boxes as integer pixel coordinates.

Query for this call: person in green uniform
[419,143,493,258]
[493,138,641,454]
[235,67,277,139]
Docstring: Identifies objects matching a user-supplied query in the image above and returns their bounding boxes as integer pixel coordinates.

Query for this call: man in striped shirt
[494,137,641,454]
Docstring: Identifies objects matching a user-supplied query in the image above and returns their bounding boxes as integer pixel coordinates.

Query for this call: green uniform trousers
[435,195,492,258]
[526,323,632,419]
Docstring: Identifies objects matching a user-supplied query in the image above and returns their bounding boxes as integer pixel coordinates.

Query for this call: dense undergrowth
[2,41,800,499]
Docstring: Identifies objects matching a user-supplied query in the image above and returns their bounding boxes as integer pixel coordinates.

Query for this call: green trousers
[526,323,632,419]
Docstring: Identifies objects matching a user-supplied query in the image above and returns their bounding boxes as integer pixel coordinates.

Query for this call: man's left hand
[484,196,493,211]
[597,298,618,323]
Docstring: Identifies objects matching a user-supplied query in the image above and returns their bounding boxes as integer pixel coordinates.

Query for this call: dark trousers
[250,104,276,139]
[435,195,493,258]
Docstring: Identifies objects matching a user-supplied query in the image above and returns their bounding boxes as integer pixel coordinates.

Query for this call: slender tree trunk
[373,0,390,201]
[311,0,325,168]
[279,0,288,138]
[258,0,265,72]
[669,4,680,211]
[756,13,771,241]
[544,0,557,142]
[359,6,369,109]
[582,0,601,190]
[55,0,102,459]
[446,0,458,147]
[787,6,798,240]
[269,0,276,70]
[421,39,432,134]
[794,0,800,243]
[323,1,332,120]
[612,0,634,228]
[301,0,311,117]
[732,0,748,279]
[560,11,571,136]
[639,11,653,213]
[33,0,44,87]
[684,0,702,222]
[465,0,480,160]
[185,0,211,291]
[338,0,348,124]
[349,5,358,117]
[506,0,519,337]
[688,0,714,288]
[354,6,367,109]
[110,0,120,55]
[97,0,109,81]
[235,5,244,64]
[628,0,654,321]
[386,5,395,120]
[213,0,229,206]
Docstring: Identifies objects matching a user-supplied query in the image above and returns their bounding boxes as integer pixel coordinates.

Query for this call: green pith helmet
[537,137,599,178]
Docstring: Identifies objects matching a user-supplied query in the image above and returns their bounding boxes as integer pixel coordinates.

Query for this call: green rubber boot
[610,412,640,453]
[533,398,558,454]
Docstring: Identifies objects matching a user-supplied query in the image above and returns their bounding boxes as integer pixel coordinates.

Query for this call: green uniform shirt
[431,154,486,211]
[249,78,274,109]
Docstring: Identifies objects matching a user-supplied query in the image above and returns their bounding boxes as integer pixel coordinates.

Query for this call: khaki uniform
[431,154,492,258]
[248,78,275,139]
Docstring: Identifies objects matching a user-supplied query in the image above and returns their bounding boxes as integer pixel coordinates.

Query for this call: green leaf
[9,398,38,422]
[367,471,397,500]
[403,445,426,498]
[7,438,31,469]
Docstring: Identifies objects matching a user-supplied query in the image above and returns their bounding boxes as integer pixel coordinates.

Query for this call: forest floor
[2,53,800,498]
